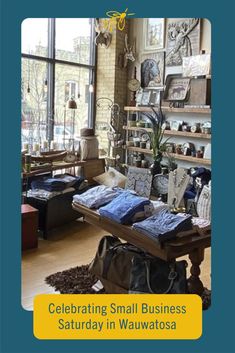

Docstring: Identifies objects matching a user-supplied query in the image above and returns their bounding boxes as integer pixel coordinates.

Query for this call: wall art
[141,51,165,88]
[163,75,190,101]
[166,18,200,67]
[143,18,165,50]
[182,54,211,77]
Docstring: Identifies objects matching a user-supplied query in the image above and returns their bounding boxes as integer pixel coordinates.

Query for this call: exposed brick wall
[95,20,128,160]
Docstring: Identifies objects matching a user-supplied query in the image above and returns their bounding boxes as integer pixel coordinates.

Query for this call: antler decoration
[123,34,135,68]
[94,19,112,49]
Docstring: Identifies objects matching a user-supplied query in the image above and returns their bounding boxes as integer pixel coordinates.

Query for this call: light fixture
[89,70,94,93]
[89,83,94,93]
[66,97,77,153]
[67,97,77,109]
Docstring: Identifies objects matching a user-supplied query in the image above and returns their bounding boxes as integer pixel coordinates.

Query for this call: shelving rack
[123,106,211,167]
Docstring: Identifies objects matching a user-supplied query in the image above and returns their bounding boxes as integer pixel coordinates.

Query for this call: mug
[140,142,146,149]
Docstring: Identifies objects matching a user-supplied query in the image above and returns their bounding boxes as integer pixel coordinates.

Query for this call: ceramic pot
[150,158,162,175]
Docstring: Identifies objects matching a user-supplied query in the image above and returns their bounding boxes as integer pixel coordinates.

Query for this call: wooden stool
[21,204,39,250]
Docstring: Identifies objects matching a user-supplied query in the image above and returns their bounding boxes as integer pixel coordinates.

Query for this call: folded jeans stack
[27,187,76,200]
[73,185,124,209]
[99,191,152,224]
[31,175,85,192]
[132,209,192,243]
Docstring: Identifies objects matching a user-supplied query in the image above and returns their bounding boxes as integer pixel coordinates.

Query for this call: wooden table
[72,203,211,295]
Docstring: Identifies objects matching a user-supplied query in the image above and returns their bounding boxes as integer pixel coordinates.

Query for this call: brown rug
[45,264,104,294]
[45,264,211,309]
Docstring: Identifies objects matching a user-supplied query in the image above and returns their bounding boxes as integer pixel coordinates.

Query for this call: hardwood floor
[22,219,211,311]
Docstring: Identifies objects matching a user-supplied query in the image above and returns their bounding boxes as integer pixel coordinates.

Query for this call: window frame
[21,18,96,142]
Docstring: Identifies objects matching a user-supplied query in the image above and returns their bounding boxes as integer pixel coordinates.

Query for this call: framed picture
[135,90,143,106]
[163,75,190,101]
[141,90,151,106]
[166,18,200,66]
[170,120,182,131]
[141,52,165,88]
[182,54,211,77]
[143,18,165,51]
[149,89,161,106]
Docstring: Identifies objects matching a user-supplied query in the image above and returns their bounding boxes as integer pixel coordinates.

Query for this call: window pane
[21,59,48,148]
[55,18,93,65]
[21,18,48,57]
[54,64,90,150]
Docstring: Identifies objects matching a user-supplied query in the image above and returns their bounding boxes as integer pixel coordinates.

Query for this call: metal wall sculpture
[166,18,200,66]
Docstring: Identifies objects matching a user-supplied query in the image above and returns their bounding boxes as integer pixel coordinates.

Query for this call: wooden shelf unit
[124,105,211,167]
[124,106,211,114]
[123,146,211,166]
[123,126,211,140]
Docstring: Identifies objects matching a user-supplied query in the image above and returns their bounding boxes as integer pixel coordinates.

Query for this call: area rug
[45,264,211,309]
[45,264,104,294]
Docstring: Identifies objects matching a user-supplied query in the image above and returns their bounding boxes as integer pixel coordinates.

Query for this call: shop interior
[21,18,211,310]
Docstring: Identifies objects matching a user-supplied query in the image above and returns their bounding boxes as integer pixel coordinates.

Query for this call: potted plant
[142,105,170,175]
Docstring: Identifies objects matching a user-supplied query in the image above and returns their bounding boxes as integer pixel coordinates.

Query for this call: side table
[21,204,39,250]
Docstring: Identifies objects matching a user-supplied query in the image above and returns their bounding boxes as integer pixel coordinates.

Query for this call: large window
[21,18,95,149]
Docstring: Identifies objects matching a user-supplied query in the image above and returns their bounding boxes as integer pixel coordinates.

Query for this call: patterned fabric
[125,167,153,198]
[196,184,211,220]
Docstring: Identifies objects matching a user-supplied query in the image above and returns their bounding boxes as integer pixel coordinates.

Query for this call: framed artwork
[182,54,211,77]
[143,18,165,50]
[149,89,161,106]
[135,90,143,106]
[163,75,190,101]
[140,90,151,106]
[125,166,153,198]
[141,51,165,88]
[166,18,200,67]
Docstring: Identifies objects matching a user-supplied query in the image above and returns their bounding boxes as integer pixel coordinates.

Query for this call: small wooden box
[21,204,39,250]
[186,78,211,106]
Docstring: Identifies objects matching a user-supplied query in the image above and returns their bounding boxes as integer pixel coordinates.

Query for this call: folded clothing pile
[27,187,76,200]
[99,191,152,224]
[132,209,192,243]
[73,185,124,209]
[53,174,86,190]
[31,174,85,192]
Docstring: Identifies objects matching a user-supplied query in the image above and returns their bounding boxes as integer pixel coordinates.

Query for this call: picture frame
[135,90,143,106]
[143,18,165,51]
[149,87,164,106]
[141,51,165,88]
[140,90,151,106]
[182,54,211,77]
[163,75,190,102]
[170,120,182,131]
